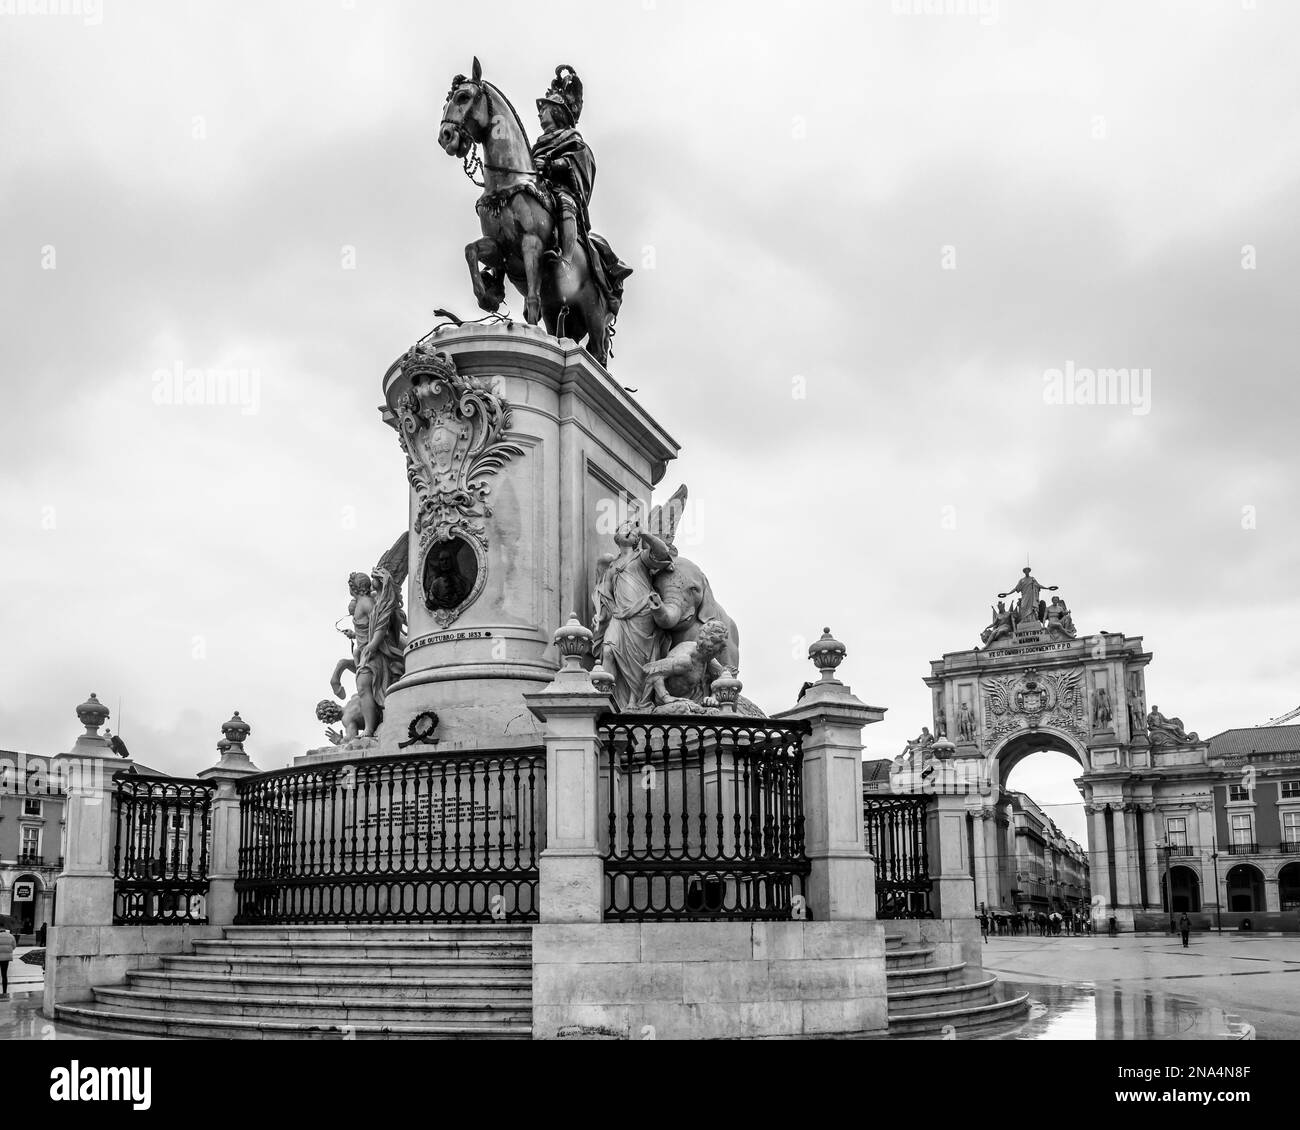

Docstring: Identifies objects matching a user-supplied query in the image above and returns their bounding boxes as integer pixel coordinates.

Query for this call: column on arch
[1122,803,1146,908]
[1109,802,1135,909]
[1087,802,1111,914]
[970,807,989,911]
[1140,803,1160,910]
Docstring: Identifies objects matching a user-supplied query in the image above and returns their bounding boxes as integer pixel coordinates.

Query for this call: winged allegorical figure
[323,533,410,744]
[592,485,740,711]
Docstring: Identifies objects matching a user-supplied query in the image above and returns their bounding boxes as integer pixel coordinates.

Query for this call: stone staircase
[885,931,1029,1036]
[55,925,534,1040]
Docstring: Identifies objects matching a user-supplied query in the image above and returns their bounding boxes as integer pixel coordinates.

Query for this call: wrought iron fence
[864,793,933,919]
[234,748,545,924]
[112,772,216,925]
[599,713,810,921]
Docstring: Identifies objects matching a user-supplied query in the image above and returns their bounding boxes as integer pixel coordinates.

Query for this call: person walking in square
[1179,913,1191,948]
[0,926,14,999]
[978,910,989,942]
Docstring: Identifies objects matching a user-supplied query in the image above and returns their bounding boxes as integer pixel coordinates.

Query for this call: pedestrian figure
[1179,913,1191,949]
[0,925,14,999]
[978,911,989,942]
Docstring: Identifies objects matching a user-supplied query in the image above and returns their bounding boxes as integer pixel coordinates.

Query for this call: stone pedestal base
[539,849,604,924]
[370,323,676,750]
[531,920,887,1039]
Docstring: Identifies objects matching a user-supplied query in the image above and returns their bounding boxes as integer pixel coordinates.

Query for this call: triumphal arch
[904,566,1215,932]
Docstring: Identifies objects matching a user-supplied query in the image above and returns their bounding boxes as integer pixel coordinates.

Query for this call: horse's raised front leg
[520,232,543,325]
[465,236,502,312]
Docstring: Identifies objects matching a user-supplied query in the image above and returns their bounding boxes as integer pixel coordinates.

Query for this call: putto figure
[327,534,410,744]
[438,58,631,366]
[641,618,732,711]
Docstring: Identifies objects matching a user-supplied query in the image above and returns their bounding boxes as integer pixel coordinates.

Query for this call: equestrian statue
[438,59,632,367]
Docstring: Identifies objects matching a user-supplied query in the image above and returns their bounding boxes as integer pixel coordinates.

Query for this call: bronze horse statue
[438,59,622,367]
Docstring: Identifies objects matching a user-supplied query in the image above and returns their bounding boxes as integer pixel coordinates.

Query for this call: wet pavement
[970,932,1300,1040]
[2,933,1294,1041]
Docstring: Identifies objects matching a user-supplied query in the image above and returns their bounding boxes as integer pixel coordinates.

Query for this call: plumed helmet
[537,64,583,127]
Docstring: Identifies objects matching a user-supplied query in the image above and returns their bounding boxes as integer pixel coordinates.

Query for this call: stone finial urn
[221,710,252,751]
[76,692,110,737]
[199,710,261,779]
[930,737,957,762]
[808,627,846,683]
[554,613,593,672]
[712,668,742,710]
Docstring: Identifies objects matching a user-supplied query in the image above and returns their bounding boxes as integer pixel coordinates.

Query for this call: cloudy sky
[3,0,1298,845]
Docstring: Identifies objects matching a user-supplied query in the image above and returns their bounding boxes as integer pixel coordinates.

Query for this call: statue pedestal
[370,323,678,752]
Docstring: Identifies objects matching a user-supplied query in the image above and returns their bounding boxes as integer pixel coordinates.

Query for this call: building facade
[0,751,66,939]
[1008,791,1090,916]
[1148,724,1300,928]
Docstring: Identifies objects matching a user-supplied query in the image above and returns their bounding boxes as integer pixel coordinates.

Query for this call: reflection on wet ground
[0,993,150,1041]
[966,980,1255,1041]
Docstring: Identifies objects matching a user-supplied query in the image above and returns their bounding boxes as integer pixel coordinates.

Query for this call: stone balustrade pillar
[775,628,885,921]
[524,615,613,924]
[54,693,130,927]
[927,786,976,919]
[197,712,261,927]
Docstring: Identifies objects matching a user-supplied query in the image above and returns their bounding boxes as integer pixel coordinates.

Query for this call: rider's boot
[559,214,578,267]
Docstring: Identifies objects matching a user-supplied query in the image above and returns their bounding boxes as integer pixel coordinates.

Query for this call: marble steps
[89,985,532,1025]
[124,969,532,1000]
[883,945,937,970]
[886,990,1033,1035]
[54,1003,530,1040]
[223,924,530,943]
[885,960,968,989]
[191,938,531,961]
[886,973,1000,1016]
[882,929,1030,1036]
[156,953,532,980]
[53,924,535,1040]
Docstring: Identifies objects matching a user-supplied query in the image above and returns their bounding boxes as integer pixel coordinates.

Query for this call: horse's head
[439,57,489,158]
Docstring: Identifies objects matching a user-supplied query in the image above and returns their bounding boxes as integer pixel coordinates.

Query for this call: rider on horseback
[532,65,632,316]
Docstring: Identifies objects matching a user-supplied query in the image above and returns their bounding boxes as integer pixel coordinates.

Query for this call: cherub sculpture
[327,533,409,743]
[642,618,731,710]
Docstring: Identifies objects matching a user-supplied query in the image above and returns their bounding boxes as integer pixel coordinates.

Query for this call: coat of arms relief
[981,666,1086,744]
[393,342,525,626]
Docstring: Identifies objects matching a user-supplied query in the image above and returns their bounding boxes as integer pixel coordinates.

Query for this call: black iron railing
[16,854,43,866]
[1227,842,1260,855]
[864,793,933,918]
[599,713,810,921]
[234,749,545,924]
[112,772,215,925]
[1282,841,1300,854]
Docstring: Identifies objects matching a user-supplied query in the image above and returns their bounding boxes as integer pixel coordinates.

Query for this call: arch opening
[1225,864,1265,913]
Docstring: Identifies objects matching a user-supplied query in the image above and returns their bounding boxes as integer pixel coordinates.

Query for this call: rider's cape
[531,128,632,313]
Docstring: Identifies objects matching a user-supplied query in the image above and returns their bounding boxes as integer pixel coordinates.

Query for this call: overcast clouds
[3,0,1298,845]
